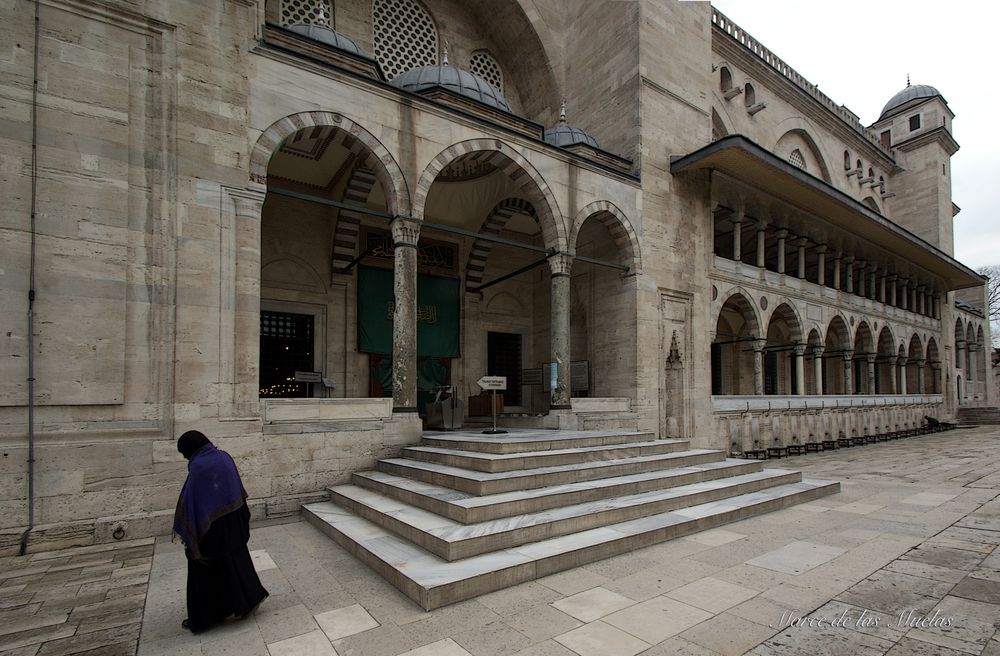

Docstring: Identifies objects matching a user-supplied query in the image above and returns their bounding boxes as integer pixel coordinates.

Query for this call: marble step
[352,458,767,523]
[401,439,690,473]
[303,478,840,610]
[421,429,660,454]
[377,448,727,496]
[331,469,803,560]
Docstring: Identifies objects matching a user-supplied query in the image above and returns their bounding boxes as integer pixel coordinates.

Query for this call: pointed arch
[765,302,804,345]
[773,120,832,182]
[569,200,641,273]
[332,166,379,272]
[250,111,411,217]
[413,139,566,251]
[464,198,539,292]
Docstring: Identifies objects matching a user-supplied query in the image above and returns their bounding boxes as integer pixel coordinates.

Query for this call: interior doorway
[487,331,522,407]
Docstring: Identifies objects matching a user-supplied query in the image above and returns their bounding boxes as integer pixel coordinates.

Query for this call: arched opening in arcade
[764,303,803,395]
[926,337,942,394]
[824,316,851,394]
[906,335,924,394]
[853,321,875,394]
[875,326,896,394]
[711,293,760,395]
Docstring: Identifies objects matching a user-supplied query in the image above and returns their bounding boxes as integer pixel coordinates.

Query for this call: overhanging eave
[670,135,983,291]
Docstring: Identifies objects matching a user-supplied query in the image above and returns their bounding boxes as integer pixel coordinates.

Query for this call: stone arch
[926,336,942,394]
[261,254,327,294]
[464,198,539,292]
[712,107,730,140]
[569,200,642,273]
[875,325,896,393]
[764,301,804,344]
[414,139,566,251]
[715,289,763,339]
[250,111,411,217]
[773,120,832,182]
[332,166,380,272]
[825,314,852,394]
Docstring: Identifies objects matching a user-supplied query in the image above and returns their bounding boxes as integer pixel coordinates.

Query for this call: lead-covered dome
[544,103,599,148]
[391,65,512,112]
[879,83,944,120]
[285,23,365,57]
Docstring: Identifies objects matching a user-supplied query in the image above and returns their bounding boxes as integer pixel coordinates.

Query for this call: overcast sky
[708,0,998,270]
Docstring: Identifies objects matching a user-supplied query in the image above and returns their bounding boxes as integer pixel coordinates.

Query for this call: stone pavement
[4,426,1000,656]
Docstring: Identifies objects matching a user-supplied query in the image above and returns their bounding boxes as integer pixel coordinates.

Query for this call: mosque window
[744,83,755,107]
[720,66,732,91]
[789,149,806,170]
[469,50,504,94]
[282,0,334,26]
[879,130,890,147]
[373,0,439,80]
[843,150,851,170]
[909,114,921,131]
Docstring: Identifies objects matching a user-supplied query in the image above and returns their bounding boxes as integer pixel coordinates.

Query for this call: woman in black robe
[173,430,268,633]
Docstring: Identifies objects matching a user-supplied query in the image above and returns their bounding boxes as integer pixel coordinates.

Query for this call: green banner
[358,267,460,357]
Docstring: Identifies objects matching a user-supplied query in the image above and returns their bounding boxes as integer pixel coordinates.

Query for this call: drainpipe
[20,0,40,556]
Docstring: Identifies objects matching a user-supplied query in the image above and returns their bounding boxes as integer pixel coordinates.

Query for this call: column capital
[775,228,789,239]
[810,345,825,357]
[916,359,927,367]
[865,353,877,364]
[548,253,574,277]
[793,344,807,356]
[888,274,898,282]
[751,338,767,353]
[844,256,855,265]
[390,216,422,247]
[228,186,266,218]
[843,352,854,363]
[897,357,908,367]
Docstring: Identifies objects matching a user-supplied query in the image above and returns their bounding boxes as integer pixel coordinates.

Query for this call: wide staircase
[957,407,1000,425]
[303,429,839,610]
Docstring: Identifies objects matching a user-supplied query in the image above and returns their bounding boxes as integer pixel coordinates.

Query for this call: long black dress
[185,503,268,633]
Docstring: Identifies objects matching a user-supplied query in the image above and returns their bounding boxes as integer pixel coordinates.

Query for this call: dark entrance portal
[260,310,314,397]
[488,331,522,407]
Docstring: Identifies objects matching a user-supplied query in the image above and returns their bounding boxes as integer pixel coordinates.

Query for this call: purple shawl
[173,444,247,560]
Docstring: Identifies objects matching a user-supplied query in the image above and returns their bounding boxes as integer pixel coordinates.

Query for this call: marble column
[812,346,824,395]
[900,280,909,310]
[794,344,806,395]
[898,358,907,395]
[549,254,573,409]
[732,217,743,262]
[776,230,787,274]
[887,356,897,394]
[752,339,766,396]
[390,216,422,412]
[910,286,918,312]
[845,257,854,294]
[917,359,926,395]
[918,286,926,315]
[756,223,767,268]
[879,273,887,304]
[857,261,866,298]
[816,245,827,286]
[932,293,940,319]
[889,275,897,307]
[229,188,265,417]
[843,353,854,395]
[866,354,876,395]
[869,264,878,300]
[797,239,807,279]
[833,253,842,290]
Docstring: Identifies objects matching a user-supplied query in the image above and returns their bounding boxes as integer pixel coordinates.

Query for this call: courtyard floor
[2,425,1000,656]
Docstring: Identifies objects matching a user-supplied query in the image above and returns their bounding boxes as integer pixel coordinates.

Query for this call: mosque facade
[0,0,993,551]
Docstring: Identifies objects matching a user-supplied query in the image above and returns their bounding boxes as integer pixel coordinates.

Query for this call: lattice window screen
[470,50,504,94]
[789,149,806,170]
[373,0,439,80]
[282,0,334,26]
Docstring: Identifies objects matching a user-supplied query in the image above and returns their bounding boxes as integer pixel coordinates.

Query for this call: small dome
[879,83,943,120]
[285,23,364,57]
[544,103,599,148]
[391,66,512,112]
[544,124,598,148]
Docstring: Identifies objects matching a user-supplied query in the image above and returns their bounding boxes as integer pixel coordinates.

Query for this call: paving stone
[314,603,379,642]
[949,576,1000,604]
[536,569,611,597]
[553,620,649,656]
[35,623,140,656]
[450,619,533,656]
[397,637,473,656]
[500,604,581,643]
[904,595,1000,654]
[884,636,970,655]
[746,542,848,575]
[549,587,634,623]
[680,612,778,655]
[666,576,760,613]
[265,629,336,656]
[330,621,415,656]
[900,544,986,571]
[603,595,712,643]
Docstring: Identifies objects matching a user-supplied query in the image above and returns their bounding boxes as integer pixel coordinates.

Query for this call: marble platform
[303,428,839,609]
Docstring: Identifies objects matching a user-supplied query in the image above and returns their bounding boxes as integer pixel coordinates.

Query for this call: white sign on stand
[477,375,507,434]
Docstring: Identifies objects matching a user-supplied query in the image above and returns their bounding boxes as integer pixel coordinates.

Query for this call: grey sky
[707,0,998,270]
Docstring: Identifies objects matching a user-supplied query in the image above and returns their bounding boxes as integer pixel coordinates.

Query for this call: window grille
[470,50,504,93]
[282,0,333,26]
[788,149,806,170]
[373,0,439,80]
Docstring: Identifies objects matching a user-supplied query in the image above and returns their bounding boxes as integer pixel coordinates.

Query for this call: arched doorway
[712,293,761,395]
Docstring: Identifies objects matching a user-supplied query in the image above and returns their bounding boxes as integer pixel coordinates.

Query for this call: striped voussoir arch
[465,198,538,292]
[332,166,378,274]
[570,201,642,273]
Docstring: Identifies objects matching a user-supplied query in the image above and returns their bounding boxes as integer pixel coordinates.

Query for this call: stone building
[1,0,993,556]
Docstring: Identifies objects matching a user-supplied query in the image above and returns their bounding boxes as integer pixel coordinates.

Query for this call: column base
[392,406,419,413]
[549,404,572,411]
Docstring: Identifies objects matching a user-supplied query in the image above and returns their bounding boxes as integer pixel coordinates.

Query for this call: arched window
[867,167,874,179]
[720,66,733,91]
[789,149,806,170]
[282,0,334,26]
[744,83,755,107]
[843,150,851,171]
[856,159,862,173]
[469,50,504,94]
[372,0,439,80]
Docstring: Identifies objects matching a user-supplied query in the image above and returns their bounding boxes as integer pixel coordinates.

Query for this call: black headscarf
[177,430,211,460]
